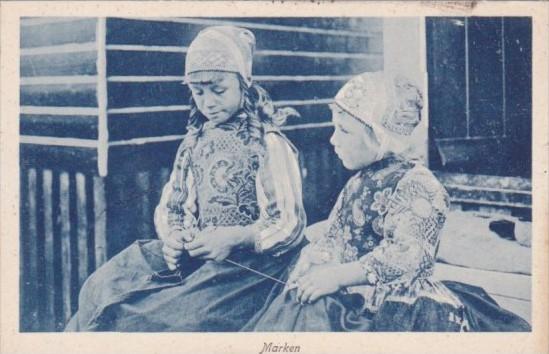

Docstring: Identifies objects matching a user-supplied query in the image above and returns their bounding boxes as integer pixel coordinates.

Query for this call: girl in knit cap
[243,71,531,332]
[66,26,306,331]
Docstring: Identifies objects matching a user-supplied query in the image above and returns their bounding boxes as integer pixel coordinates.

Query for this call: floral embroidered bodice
[309,157,413,264]
[190,118,265,229]
[154,113,305,255]
[292,156,455,312]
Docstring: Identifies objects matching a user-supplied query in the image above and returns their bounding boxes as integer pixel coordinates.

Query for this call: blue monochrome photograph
[19,16,532,332]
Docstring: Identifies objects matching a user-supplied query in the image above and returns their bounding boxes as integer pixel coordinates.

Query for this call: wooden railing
[20,167,106,331]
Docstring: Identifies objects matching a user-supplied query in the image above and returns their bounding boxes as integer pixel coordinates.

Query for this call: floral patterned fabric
[291,156,463,313]
[155,113,306,255]
[191,119,265,228]
[295,157,412,267]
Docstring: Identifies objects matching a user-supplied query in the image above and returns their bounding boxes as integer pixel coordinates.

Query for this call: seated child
[66,25,306,332]
[243,71,531,332]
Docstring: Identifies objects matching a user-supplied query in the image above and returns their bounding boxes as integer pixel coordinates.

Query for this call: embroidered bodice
[289,156,454,311]
[323,157,415,262]
[154,112,306,256]
[191,118,265,229]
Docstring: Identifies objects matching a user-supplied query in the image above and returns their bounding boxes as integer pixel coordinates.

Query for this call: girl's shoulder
[399,164,446,193]
[395,164,451,211]
[262,122,298,156]
[174,138,192,158]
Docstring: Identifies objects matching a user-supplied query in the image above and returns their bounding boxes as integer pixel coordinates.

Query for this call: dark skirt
[65,239,301,332]
[242,286,371,331]
[241,250,372,332]
[243,272,531,332]
[369,280,531,331]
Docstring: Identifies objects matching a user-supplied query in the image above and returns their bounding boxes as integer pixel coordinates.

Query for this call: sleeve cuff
[359,257,379,286]
[252,223,265,254]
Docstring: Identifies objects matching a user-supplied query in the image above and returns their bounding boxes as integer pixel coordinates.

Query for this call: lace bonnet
[184,26,256,87]
[334,71,425,160]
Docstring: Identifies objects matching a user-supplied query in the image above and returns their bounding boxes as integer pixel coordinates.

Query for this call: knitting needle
[224,258,287,285]
[185,221,288,286]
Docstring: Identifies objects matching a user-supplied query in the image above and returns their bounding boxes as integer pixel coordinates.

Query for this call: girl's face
[329,105,382,170]
[187,72,242,125]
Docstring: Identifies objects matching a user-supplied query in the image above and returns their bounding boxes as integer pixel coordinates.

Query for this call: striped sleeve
[154,142,197,241]
[253,131,306,256]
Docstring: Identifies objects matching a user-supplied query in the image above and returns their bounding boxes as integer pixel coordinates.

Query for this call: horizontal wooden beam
[21,106,99,116]
[106,74,352,83]
[21,114,98,139]
[127,17,381,38]
[20,136,98,148]
[21,19,97,49]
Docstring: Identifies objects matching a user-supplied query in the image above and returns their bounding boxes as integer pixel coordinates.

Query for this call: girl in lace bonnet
[244,71,530,332]
[182,25,299,149]
[66,25,306,332]
[331,70,425,164]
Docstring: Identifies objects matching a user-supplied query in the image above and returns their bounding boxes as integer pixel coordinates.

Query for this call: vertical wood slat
[467,18,504,138]
[19,168,31,331]
[426,18,468,141]
[464,17,470,138]
[94,176,107,268]
[51,170,64,331]
[76,172,89,289]
[500,18,506,138]
[59,172,72,324]
[85,174,97,274]
[68,173,79,315]
[42,170,56,331]
[96,17,109,177]
[26,168,39,331]
[104,173,129,257]
[35,170,47,331]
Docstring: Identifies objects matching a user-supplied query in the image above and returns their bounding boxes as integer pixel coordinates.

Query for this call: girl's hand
[287,244,333,289]
[294,263,343,304]
[162,229,193,270]
[162,244,183,271]
[184,226,253,262]
[286,251,313,288]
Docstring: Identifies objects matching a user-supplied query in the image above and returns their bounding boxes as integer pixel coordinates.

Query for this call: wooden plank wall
[426,17,532,217]
[20,18,101,168]
[426,17,532,178]
[435,171,532,219]
[19,17,107,332]
[104,17,382,142]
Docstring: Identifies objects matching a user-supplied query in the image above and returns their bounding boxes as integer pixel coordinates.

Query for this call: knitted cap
[184,26,255,87]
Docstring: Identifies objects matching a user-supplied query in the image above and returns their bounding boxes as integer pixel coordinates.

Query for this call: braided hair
[182,74,300,150]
